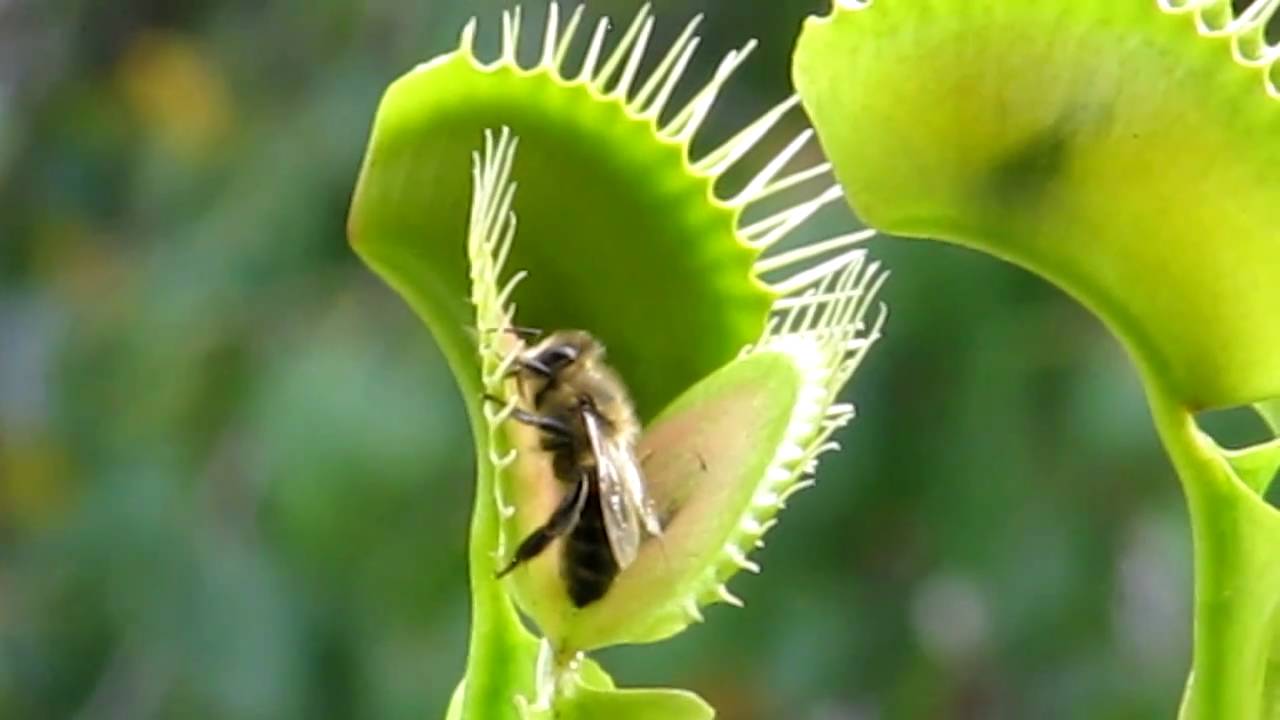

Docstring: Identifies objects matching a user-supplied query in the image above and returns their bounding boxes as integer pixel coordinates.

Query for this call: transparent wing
[615,435,663,538]
[584,409,641,569]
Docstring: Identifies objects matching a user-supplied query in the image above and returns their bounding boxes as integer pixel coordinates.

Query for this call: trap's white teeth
[485,1,883,336]
[1231,0,1280,66]
[552,4,584,68]
[695,95,800,176]
[594,3,652,93]
[754,489,780,508]
[776,441,806,465]
[818,438,842,453]
[495,267,526,309]
[501,7,522,65]
[632,13,703,111]
[484,396,520,426]
[827,402,854,419]
[801,381,828,405]
[663,40,758,142]
[772,247,864,304]
[641,36,702,119]
[683,597,705,623]
[765,465,792,486]
[1155,0,1280,95]
[488,352,519,389]
[458,18,479,54]
[610,15,654,99]
[756,230,874,275]
[715,584,745,608]
[730,128,818,206]
[540,2,559,68]
[679,227,883,620]
[467,126,535,568]
[780,479,816,504]
[743,185,845,250]
[725,544,761,574]
[790,420,816,440]
[578,16,610,81]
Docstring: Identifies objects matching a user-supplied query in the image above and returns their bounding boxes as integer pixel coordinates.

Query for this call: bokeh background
[3,1,1274,718]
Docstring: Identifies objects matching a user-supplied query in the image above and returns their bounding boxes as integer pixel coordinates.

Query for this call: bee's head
[511,330,607,403]
[531,330,604,371]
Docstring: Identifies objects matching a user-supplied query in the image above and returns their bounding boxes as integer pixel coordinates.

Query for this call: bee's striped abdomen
[562,478,619,607]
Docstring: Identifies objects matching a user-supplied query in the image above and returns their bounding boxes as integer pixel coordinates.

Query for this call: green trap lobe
[350,54,772,421]
[794,0,1280,409]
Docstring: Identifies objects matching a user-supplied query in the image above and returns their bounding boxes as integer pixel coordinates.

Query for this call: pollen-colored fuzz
[794,0,1280,410]
[442,7,886,653]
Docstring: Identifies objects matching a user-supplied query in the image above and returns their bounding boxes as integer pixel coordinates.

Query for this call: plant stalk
[1144,379,1280,720]
[458,374,539,720]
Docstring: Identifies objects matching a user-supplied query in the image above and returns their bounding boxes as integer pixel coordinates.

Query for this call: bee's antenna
[481,325,543,340]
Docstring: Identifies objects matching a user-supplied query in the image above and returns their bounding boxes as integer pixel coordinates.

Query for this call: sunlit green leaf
[794,2,1280,718]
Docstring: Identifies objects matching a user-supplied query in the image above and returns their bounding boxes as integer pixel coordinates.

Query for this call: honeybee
[487,329,663,607]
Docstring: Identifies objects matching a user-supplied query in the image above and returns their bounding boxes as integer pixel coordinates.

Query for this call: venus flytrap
[350,6,885,719]
[469,128,883,717]
[793,1,1280,717]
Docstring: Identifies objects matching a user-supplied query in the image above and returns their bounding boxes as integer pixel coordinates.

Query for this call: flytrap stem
[1144,381,1280,720]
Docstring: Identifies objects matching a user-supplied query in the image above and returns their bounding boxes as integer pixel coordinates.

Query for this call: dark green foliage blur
[1,1,1252,718]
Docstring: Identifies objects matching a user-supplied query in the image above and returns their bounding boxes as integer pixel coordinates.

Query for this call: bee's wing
[584,410,641,569]
[615,436,663,538]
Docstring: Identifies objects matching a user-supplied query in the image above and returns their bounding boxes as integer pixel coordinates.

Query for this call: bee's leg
[480,325,543,340]
[508,408,573,438]
[482,394,574,438]
[540,435,571,452]
[496,475,590,578]
[504,326,542,341]
[506,357,552,379]
[507,358,554,405]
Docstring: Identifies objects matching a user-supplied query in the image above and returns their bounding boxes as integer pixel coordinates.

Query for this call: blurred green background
[5,1,1270,718]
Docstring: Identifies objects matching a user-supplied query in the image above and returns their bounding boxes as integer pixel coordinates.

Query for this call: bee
[487,329,663,607]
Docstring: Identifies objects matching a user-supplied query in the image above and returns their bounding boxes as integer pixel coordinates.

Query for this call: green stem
[459,381,540,720]
[1144,377,1280,720]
